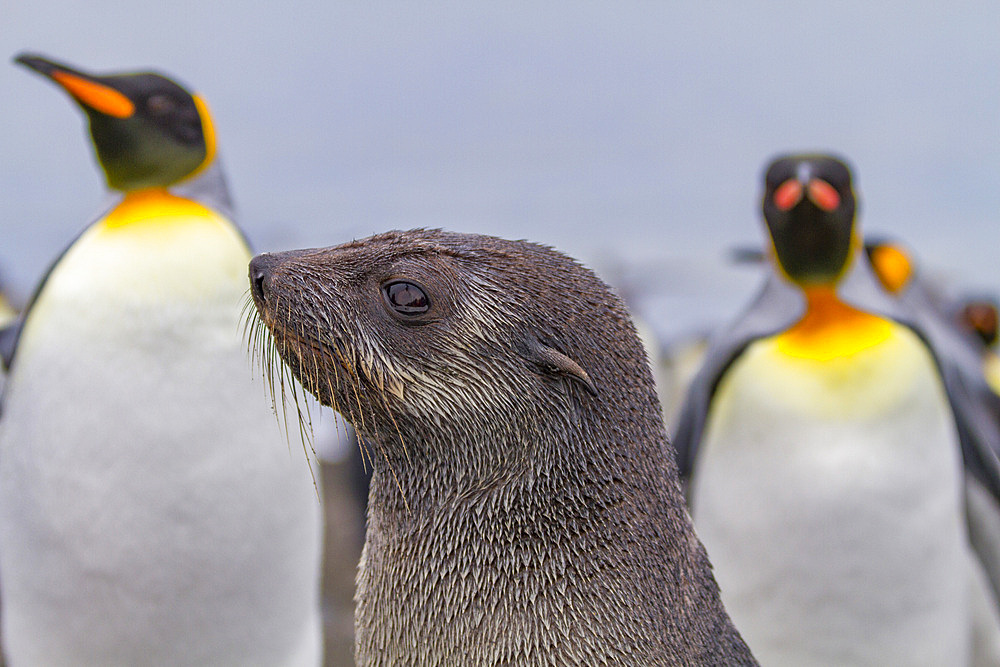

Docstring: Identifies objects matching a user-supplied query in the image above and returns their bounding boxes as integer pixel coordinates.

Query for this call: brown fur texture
[247,229,756,666]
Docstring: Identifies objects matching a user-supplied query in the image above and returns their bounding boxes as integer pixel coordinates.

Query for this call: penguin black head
[14,53,216,192]
[761,153,857,287]
[958,299,1000,348]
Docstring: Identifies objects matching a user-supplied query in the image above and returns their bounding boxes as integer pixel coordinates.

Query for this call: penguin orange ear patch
[870,244,913,294]
[774,179,803,211]
[51,71,135,118]
[807,179,841,212]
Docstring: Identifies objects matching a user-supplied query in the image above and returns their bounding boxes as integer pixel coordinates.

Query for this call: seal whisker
[288,360,320,498]
[261,325,275,406]
[240,297,258,362]
[344,358,409,512]
[255,320,270,382]
[260,321,272,381]
[244,306,280,416]
[249,308,276,406]
[239,291,255,346]
[360,420,409,514]
[357,437,374,475]
[344,365,376,458]
[322,364,373,474]
[374,379,412,467]
[266,295,304,454]
[245,303,273,393]
[261,329,321,499]
[294,349,322,469]
[268,311,357,492]
[269,330,285,410]
[322,364,368,473]
[308,318,328,425]
[246,314,258,366]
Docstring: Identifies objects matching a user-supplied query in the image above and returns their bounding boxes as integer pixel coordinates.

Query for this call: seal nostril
[249,255,271,305]
[251,270,267,304]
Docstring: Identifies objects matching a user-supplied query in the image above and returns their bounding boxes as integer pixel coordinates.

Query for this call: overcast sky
[3,2,999,337]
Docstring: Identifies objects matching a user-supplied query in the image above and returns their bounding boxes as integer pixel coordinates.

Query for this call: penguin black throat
[767,200,855,286]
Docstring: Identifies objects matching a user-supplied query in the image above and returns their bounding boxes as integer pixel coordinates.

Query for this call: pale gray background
[3,2,998,339]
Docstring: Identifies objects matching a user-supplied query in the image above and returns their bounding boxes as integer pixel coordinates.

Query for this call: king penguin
[672,154,1000,665]
[0,54,322,665]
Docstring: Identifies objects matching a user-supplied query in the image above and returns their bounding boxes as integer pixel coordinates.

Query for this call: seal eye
[383,280,430,317]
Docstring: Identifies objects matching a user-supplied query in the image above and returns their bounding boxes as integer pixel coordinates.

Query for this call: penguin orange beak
[15,54,135,118]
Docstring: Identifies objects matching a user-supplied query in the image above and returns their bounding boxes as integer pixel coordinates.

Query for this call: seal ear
[526,337,597,396]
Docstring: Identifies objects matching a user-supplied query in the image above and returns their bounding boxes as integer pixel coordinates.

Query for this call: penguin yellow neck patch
[776,286,893,360]
[100,188,215,230]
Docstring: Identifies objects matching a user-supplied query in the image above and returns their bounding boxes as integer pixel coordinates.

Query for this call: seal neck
[367,399,669,523]
[357,411,752,663]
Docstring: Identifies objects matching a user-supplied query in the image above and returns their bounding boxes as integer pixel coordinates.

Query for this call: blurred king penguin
[673,154,1000,665]
[0,54,322,665]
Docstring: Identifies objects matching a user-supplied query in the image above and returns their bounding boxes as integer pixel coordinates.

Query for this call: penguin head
[958,299,1000,348]
[761,154,857,288]
[15,53,216,192]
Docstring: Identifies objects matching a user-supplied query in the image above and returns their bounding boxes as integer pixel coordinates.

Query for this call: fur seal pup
[247,228,757,665]
[0,54,322,665]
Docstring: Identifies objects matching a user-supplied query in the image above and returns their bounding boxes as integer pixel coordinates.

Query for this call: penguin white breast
[0,207,321,666]
[691,322,968,666]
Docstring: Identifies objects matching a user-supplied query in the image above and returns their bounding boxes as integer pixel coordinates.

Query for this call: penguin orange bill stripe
[807,179,840,211]
[50,71,134,118]
[773,179,803,210]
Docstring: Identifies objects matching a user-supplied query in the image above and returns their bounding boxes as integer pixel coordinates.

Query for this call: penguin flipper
[1,198,121,373]
[895,282,1000,505]
[841,256,1000,506]
[949,369,1000,505]
[671,273,802,483]
[0,319,22,372]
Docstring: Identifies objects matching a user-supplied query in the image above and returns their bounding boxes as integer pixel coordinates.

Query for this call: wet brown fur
[247,229,756,665]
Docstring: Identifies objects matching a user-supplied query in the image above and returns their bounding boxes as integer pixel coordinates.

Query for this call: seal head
[248,229,756,664]
[248,230,601,469]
